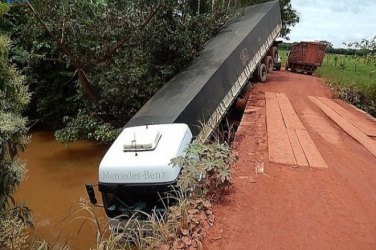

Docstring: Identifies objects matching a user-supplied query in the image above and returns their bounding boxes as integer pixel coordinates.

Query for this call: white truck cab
[87,123,192,219]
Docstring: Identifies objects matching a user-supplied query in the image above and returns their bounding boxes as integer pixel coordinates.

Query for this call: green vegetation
[0,14,32,250]
[278,48,289,65]
[171,141,235,200]
[316,53,376,116]
[0,0,299,144]
[1,0,238,143]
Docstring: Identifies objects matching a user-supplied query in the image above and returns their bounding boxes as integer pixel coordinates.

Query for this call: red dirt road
[204,70,376,249]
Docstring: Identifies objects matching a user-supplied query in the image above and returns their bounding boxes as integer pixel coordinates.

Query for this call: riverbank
[16,131,108,249]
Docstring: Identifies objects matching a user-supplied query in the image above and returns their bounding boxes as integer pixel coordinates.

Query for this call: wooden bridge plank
[317,97,376,137]
[265,92,296,165]
[309,96,376,158]
[295,129,328,168]
[276,93,326,168]
[276,93,305,130]
[287,128,309,167]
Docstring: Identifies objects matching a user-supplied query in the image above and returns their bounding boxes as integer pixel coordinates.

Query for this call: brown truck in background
[285,41,326,75]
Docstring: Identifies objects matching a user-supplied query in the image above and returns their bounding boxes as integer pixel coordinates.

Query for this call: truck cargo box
[286,41,326,75]
[126,1,282,140]
[86,1,283,221]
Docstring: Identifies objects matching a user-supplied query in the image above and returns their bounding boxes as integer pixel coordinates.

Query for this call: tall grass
[316,54,376,116]
[72,189,207,250]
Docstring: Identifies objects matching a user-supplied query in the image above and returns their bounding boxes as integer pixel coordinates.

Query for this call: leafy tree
[2,0,165,138]
[0,4,79,128]
[345,35,376,64]
[320,40,334,50]
[1,0,232,143]
[0,4,32,249]
[2,0,295,144]
[0,26,30,214]
[25,0,164,104]
[278,0,299,38]
[0,2,10,16]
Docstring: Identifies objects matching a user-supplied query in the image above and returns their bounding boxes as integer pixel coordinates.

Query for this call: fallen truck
[86,0,282,221]
[285,41,327,75]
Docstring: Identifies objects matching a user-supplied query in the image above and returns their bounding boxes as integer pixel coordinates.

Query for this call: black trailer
[126,0,282,141]
[86,1,283,221]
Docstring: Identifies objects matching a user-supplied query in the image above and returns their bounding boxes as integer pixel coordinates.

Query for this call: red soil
[204,70,376,250]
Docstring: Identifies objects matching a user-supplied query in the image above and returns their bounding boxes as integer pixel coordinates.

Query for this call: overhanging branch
[25,1,83,68]
[82,1,165,72]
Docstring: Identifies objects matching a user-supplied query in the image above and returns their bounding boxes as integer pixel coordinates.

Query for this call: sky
[287,0,376,48]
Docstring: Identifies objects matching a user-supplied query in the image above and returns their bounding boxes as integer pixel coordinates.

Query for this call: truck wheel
[270,46,278,64]
[307,72,313,75]
[291,65,297,73]
[264,56,274,73]
[258,63,267,83]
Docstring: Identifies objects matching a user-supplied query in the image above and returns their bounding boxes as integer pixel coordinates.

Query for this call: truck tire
[264,56,274,73]
[307,72,313,75]
[291,65,297,73]
[270,46,278,64]
[258,63,267,83]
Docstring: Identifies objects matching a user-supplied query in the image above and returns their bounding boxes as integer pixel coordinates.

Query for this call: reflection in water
[16,131,108,249]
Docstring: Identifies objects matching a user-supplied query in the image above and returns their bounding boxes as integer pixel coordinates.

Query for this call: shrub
[171,141,236,202]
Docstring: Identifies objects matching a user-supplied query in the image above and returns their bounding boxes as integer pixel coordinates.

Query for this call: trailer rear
[286,41,326,75]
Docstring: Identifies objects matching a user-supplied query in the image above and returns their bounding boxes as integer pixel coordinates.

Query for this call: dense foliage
[0,9,32,249]
[171,141,236,201]
[0,4,78,129]
[0,0,300,144]
[1,0,235,143]
[0,33,30,214]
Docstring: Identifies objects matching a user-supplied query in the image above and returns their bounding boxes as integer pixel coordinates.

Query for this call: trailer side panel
[126,1,282,139]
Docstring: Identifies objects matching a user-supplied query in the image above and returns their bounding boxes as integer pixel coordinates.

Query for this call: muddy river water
[16,131,108,249]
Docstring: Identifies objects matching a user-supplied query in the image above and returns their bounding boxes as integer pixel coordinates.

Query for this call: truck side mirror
[85,184,97,205]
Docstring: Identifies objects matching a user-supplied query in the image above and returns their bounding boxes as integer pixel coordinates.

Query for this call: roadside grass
[316,53,376,116]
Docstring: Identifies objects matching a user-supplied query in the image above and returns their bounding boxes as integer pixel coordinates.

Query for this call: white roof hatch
[123,129,162,152]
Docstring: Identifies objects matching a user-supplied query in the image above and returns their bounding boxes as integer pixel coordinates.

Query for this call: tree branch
[25,1,99,103]
[82,1,165,72]
[25,1,82,69]
[25,0,164,104]
[60,19,65,44]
